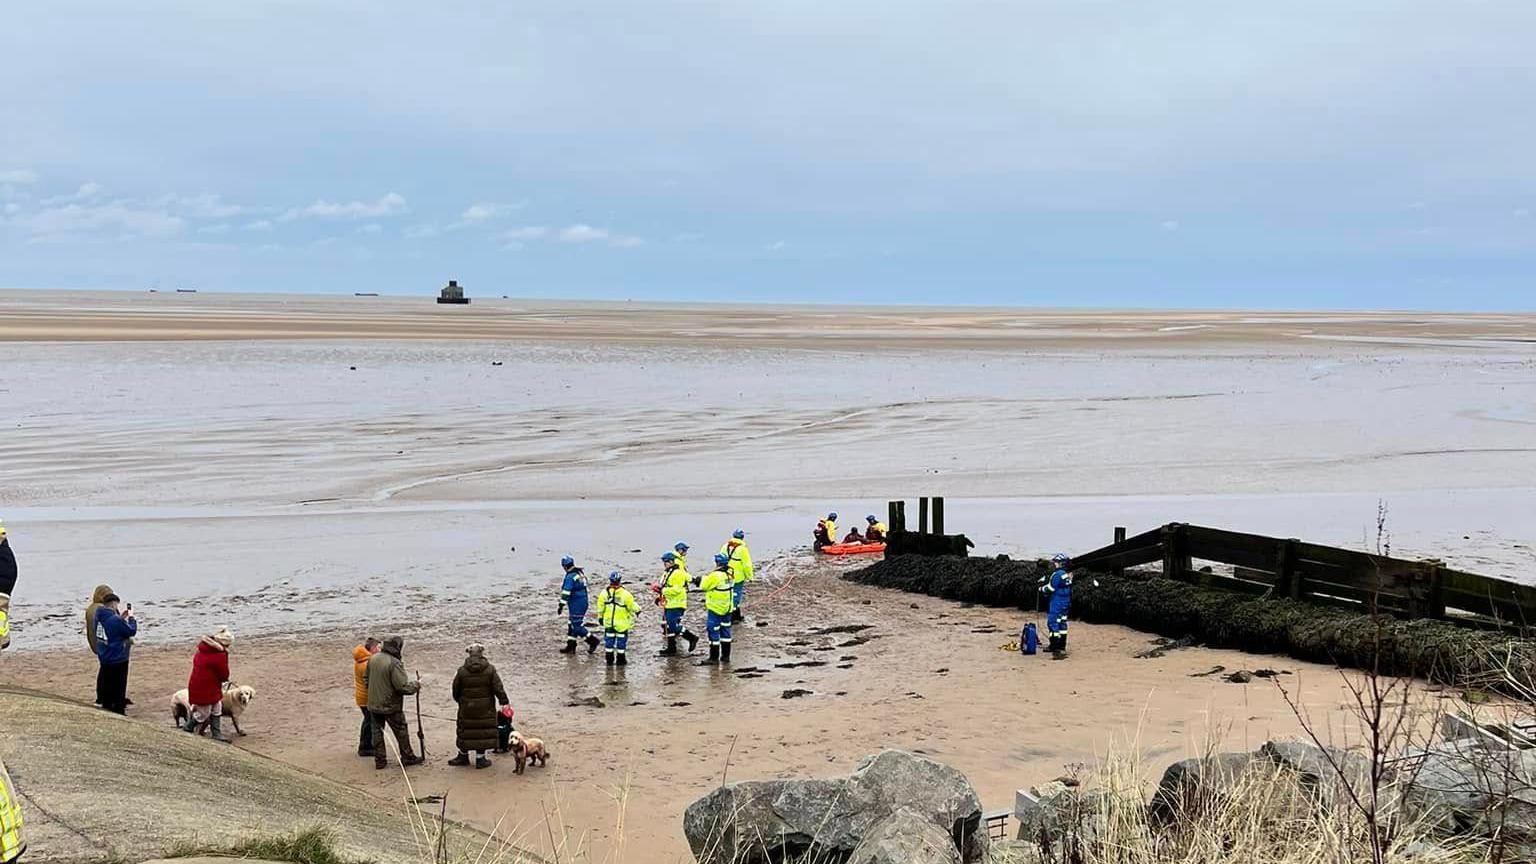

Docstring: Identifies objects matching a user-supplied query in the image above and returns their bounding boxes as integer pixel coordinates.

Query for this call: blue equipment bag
[1022,622,1038,655]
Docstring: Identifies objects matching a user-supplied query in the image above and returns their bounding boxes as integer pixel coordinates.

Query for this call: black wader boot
[605,649,615,666]
[586,634,601,654]
[616,651,628,666]
[708,644,720,664]
[683,630,699,653]
[731,608,744,623]
[449,751,471,767]
[559,638,577,654]
[720,642,732,663]
[658,636,677,656]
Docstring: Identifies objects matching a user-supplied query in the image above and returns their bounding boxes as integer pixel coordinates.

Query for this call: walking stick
[414,671,427,758]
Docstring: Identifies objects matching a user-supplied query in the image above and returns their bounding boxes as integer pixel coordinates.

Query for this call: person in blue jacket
[557,556,601,655]
[1040,553,1073,659]
[93,593,138,713]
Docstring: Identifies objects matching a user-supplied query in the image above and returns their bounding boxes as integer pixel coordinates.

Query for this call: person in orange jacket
[353,637,381,757]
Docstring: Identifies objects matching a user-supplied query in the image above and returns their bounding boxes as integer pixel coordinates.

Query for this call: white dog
[171,682,256,736]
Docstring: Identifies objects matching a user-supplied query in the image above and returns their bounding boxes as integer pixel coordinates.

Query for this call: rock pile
[683,750,985,864]
[844,555,1536,691]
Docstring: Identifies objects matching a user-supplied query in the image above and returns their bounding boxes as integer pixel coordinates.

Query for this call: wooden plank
[919,497,929,535]
[1085,545,1166,572]
[933,496,945,536]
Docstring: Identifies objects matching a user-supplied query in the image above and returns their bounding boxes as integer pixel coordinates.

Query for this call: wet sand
[0,566,1430,863]
[1,290,1532,860]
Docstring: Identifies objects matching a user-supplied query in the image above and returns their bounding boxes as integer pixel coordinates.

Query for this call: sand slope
[0,687,519,863]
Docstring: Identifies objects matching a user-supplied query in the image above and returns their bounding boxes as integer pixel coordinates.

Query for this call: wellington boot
[658,637,677,657]
[731,609,744,624]
[208,714,231,744]
[586,634,601,654]
[559,639,577,654]
[616,652,628,666]
[605,651,615,666]
[683,630,699,653]
[720,643,732,663]
[708,645,720,664]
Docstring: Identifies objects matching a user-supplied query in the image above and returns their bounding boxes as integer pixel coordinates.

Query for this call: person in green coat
[365,636,423,770]
[449,643,509,769]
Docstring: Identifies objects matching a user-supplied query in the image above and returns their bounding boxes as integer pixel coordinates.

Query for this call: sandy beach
[2,290,1534,861]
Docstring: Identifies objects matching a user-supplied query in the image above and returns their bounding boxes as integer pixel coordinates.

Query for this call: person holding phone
[93,594,137,714]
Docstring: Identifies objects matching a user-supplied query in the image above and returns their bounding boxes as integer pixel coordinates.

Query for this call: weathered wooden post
[918,497,929,535]
[932,497,945,536]
[1112,526,1127,577]
[1274,539,1299,600]
[888,500,904,534]
[1420,558,1447,620]
[1160,523,1191,581]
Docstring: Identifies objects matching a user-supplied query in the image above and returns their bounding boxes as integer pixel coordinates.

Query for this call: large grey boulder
[1148,752,1256,820]
[1011,781,1107,858]
[1259,739,1373,809]
[1402,740,1536,840]
[683,750,984,864]
[848,808,963,864]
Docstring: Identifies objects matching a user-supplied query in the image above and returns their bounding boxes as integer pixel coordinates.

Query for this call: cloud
[502,226,549,241]
[20,200,185,240]
[356,223,383,234]
[403,223,441,239]
[282,192,406,221]
[3,203,19,215]
[42,181,103,205]
[766,240,786,251]
[244,219,273,231]
[1161,220,1181,231]
[0,169,38,185]
[1516,208,1531,219]
[197,223,231,235]
[154,192,251,220]
[559,223,608,243]
[460,201,523,223]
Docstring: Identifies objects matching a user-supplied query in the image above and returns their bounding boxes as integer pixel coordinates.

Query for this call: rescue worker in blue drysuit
[1040,553,1072,658]
[557,556,602,655]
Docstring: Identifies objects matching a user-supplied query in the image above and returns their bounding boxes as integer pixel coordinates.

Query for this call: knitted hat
[212,626,234,647]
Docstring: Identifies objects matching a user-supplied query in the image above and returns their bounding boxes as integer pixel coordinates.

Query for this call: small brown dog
[509,731,549,774]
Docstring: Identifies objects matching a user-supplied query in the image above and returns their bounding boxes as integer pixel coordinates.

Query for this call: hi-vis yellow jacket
[597,586,641,633]
[0,755,25,864]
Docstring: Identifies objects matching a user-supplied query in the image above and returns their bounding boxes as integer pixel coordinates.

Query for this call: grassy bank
[845,556,1536,690]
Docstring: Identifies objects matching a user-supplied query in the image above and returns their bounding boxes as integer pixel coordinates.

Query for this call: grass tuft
[166,825,372,864]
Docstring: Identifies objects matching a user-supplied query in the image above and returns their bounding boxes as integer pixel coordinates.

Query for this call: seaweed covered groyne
[845,555,1536,690]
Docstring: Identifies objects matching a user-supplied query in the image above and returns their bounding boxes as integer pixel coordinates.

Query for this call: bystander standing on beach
[0,521,16,597]
[93,594,137,714]
[352,637,381,757]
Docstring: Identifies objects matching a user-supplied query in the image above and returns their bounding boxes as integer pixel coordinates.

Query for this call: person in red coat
[184,626,234,741]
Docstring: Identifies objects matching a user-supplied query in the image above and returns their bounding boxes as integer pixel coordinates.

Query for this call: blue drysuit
[1044,568,1072,638]
[561,568,591,639]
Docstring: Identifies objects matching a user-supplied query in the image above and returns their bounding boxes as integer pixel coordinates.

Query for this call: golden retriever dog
[509,731,549,774]
[171,682,256,736]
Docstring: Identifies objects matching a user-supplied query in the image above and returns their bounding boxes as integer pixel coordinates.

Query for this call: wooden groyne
[1074,523,1536,631]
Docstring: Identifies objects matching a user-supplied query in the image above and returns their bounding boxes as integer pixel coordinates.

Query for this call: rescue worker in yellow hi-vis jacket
[696,553,736,665]
[864,515,888,542]
[720,529,754,623]
[1,754,25,864]
[0,593,11,653]
[596,572,641,667]
[655,552,699,657]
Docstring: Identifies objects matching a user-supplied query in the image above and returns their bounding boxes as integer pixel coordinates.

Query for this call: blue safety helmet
[608,571,623,584]
[732,529,745,540]
[828,511,839,520]
[1051,553,1069,566]
[714,552,730,566]
[674,541,689,552]
[661,551,676,563]
[866,515,877,523]
[560,555,575,568]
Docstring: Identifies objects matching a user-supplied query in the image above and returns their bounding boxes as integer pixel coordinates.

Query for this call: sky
[2,1,1533,309]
